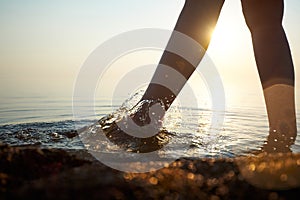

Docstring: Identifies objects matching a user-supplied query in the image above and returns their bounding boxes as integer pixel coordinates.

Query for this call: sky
[0,0,300,110]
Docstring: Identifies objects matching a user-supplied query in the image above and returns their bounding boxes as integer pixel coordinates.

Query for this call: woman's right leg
[100,0,225,152]
[133,0,225,125]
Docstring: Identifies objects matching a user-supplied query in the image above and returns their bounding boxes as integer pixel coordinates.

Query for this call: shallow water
[0,95,300,158]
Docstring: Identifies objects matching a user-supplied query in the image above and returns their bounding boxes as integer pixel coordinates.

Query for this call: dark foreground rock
[0,143,299,200]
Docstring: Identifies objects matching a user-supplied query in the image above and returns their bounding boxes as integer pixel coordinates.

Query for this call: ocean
[1,94,300,159]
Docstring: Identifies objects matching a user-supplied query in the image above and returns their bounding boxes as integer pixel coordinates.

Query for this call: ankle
[131,100,166,127]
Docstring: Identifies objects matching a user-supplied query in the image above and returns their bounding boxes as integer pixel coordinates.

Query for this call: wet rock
[0,144,90,195]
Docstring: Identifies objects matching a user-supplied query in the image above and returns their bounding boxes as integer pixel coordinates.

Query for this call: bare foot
[98,100,172,153]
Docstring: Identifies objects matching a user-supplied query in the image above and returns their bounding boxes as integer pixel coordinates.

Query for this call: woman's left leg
[241,0,297,152]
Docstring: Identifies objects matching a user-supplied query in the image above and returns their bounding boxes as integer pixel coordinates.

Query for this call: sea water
[1,93,300,158]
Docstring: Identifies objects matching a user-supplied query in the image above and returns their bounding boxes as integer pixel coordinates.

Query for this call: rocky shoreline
[1,143,300,200]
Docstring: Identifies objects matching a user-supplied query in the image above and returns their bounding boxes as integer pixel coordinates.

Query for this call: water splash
[94,90,226,157]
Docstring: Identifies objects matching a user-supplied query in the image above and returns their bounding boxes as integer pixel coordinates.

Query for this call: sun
[212,22,234,46]
[209,18,243,56]
[205,5,254,75]
[206,0,252,59]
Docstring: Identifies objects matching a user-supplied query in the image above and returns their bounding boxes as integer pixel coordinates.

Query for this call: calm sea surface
[1,94,300,158]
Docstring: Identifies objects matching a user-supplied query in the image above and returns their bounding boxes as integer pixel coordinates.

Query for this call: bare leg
[133,0,225,124]
[241,0,297,153]
[100,0,225,152]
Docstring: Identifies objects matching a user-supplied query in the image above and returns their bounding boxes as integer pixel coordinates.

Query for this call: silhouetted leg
[241,0,297,153]
[99,0,225,152]
[133,0,225,124]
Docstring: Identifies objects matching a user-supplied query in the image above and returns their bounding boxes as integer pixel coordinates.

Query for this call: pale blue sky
[0,0,299,109]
